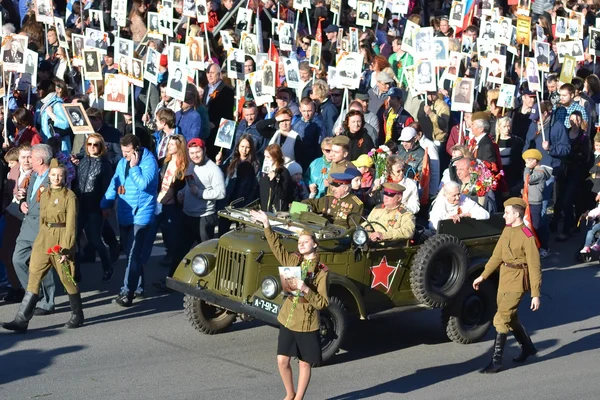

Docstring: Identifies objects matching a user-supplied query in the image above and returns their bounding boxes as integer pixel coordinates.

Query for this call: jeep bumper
[166,278,280,326]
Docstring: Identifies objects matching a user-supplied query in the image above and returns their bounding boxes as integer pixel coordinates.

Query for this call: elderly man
[454,157,496,212]
[469,112,498,165]
[382,88,415,144]
[203,63,235,158]
[429,181,490,231]
[303,173,363,228]
[397,127,425,181]
[364,183,415,241]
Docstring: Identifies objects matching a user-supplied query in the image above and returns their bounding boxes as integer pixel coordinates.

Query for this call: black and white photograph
[279,23,294,52]
[525,57,541,92]
[391,0,409,15]
[145,47,160,85]
[330,0,340,14]
[54,17,69,49]
[196,0,209,23]
[516,0,530,16]
[24,48,38,87]
[415,27,434,60]
[148,12,162,39]
[445,51,463,80]
[555,16,567,39]
[187,36,205,70]
[1,35,27,72]
[282,57,300,88]
[309,39,322,69]
[169,43,187,66]
[131,58,144,87]
[432,37,448,66]
[63,103,94,134]
[571,40,584,61]
[590,28,600,57]
[115,38,134,58]
[262,60,276,96]
[220,30,234,51]
[451,77,474,112]
[183,0,197,18]
[111,1,127,28]
[214,119,237,149]
[327,66,339,89]
[497,17,512,45]
[85,28,109,53]
[35,0,54,24]
[292,0,309,11]
[118,56,132,77]
[89,9,104,32]
[414,60,436,92]
[557,42,570,63]
[402,20,419,54]
[497,83,516,108]
[71,33,85,66]
[241,32,258,56]
[374,0,385,22]
[158,2,174,36]
[166,67,187,101]
[83,49,103,80]
[249,72,271,107]
[227,48,245,80]
[356,1,373,28]
[461,35,474,54]
[236,8,252,32]
[534,40,550,72]
[481,0,493,15]
[449,1,464,28]
[104,74,129,112]
[486,54,506,85]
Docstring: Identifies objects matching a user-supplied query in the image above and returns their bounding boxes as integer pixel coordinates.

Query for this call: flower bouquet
[368,144,390,181]
[47,245,76,287]
[464,160,503,197]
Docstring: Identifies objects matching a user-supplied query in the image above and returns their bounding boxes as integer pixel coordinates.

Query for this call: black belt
[46,222,66,228]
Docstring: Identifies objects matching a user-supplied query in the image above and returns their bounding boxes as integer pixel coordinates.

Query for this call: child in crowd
[288,162,309,201]
[3,147,19,170]
[522,149,551,257]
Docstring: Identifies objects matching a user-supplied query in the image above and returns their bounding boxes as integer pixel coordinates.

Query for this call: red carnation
[52,245,62,253]
[377,148,383,153]
[46,248,53,255]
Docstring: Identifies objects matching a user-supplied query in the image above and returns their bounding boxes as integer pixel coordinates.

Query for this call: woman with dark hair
[360,43,376,71]
[217,134,260,235]
[73,134,114,281]
[6,108,43,148]
[259,144,294,213]
[585,74,600,104]
[127,0,148,45]
[341,109,375,161]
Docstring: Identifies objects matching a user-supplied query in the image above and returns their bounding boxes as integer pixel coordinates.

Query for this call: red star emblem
[370,256,397,292]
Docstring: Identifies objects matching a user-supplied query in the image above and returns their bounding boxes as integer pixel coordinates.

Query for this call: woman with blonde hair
[495,116,524,192]
[310,79,339,136]
[268,108,302,165]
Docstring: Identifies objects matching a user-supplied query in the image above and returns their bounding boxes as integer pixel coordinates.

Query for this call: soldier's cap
[384,87,404,98]
[329,173,354,186]
[298,230,317,241]
[344,168,362,179]
[352,154,374,168]
[354,92,370,101]
[49,158,60,169]
[324,25,339,34]
[383,182,405,194]
[522,149,542,161]
[398,127,417,142]
[331,135,351,146]
[471,111,491,122]
[504,197,527,209]
[376,71,395,83]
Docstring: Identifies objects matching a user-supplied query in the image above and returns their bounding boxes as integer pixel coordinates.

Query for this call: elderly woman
[340,109,375,161]
[36,79,71,153]
[310,79,339,136]
[495,116,524,193]
[305,138,333,199]
[268,108,303,166]
[2,161,84,333]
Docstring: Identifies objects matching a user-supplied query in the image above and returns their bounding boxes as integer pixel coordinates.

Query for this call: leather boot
[64,293,85,329]
[2,292,39,333]
[512,323,537,363]
[480,332,507,373]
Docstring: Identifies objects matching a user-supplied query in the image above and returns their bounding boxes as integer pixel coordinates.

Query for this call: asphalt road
[1,234,600,400]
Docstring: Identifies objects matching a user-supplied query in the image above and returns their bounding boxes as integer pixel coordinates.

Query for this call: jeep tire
[318,296,347,365]
[410,234,468,308]
[442,278,496,344]
[184,295,237,334]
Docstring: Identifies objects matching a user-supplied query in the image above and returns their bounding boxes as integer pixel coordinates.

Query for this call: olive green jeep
[166,206,503,364]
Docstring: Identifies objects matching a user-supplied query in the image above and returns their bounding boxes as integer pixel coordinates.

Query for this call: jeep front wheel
[319,297,347,365]
[441,279,496,344]
[184,295,237,334]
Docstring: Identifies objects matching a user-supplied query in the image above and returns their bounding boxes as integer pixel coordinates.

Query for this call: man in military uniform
[326,135,357,195]
[364,183,415,241]
[303,173,363,227]
[473,198,542,373]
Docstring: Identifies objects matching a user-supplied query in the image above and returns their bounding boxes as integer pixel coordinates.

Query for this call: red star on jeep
[371,256,397,291]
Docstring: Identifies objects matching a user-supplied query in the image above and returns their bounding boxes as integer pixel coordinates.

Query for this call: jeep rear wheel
[318,297,347,365]
[184,295,237,334]
[442,279,496,344]
[410,234,468,308]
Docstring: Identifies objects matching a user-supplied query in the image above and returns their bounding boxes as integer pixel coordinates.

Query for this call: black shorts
[277,325,322,365]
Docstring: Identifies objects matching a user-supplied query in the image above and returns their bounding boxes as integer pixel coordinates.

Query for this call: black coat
[345,128,375,162]
[203,81,235,157]
[74,155,113,213]
[474,134,497,164]
[259,167,294,213]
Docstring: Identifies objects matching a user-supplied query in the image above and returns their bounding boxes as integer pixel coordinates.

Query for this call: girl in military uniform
[2,161,84,333]
[250,210,329,400]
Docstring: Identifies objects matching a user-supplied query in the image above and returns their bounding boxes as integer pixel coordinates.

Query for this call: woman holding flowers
[2,160,83,333]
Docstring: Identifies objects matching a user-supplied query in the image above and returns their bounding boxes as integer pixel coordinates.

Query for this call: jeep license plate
[252,297,279,314]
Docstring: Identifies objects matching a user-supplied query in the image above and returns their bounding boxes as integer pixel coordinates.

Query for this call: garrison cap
[382,182,405,193]
[298,230,317,240]
[331,135,350,146]
[522,149,542,161]
[329,173,354,185]
[504,197,527,209]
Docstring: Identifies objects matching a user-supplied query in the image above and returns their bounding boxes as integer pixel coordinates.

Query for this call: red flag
[522,175,541,248]
[269,41,281,88]
[419,149,430,204]
[316,18,324,43]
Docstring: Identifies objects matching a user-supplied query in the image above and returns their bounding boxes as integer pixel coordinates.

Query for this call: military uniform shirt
[365,205,416,240]
[303,193,364,227]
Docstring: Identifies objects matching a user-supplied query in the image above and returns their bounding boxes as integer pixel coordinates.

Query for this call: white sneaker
[540,249,550,258]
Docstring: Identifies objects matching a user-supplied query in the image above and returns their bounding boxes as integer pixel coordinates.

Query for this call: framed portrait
[445,51,463,81]
[571,40,585,61]
[414,27,434,60]
[481,0,493,15]
[89,9,104,32]
[516,15,531,46]
[330,0,340,14]
[567,10,584,40]
[241,32,259,57]
[130,58,144,87]
[261,60,276,96]
[480,21,496,40]
[556,41,572,63]
[220,30,234,52]
[486,54,506,85]
[84,28,110,54]
[71,34,85,66]
[497,84,516,109]
[236,8,252,32]
[117,55,132,78]
[560,55,575,84]
[111,1,127,28]
[115,38,134,59]
[182,0,197,18]
[507,25,518,55]
[279,23,294,52]
[349,27,360,53]
[516,0,530,16]
[35,0,54,24]
[144,48,160,85]
[104,74,129,112]
[227,48,245,81]
[432,37,448,66]
[292,0,309,11]
[374,0,385,23]
[54,17,69,49]
[496,17,512,45]
[82,49,103,80]
[147,12,162,39]
[534,41,550,72]
[248,72,272,107]
[169,43,187,66]
[187,36,205,70]
[166,66,188,101]
[356,1,373,28]
[336,52,363,89]
[451,77,474,112]
[401,20,419,54]
[391,0,409,15]
[414,60,436,93]
[1,35,28,73]
[158,2,174,37]
[214,119,237,149]
[309,40,322,69]
[62,103,94,134]
[449,1,465,28]
[23,49,38,87]
[555,16,567,39]
[590,28,600,57]
[282,57,301,89]
[327,66,339,89]
[525,58,541,92]
[196,0,209,23]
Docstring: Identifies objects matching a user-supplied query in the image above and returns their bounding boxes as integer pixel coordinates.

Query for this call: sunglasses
[87,142,101,148]
[302,41,311,45]
[383,191,398,197]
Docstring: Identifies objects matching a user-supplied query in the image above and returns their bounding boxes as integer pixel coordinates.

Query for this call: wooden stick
[535,91,545,142]
[131,84,136,136]
[4,73,12,144]
[204,23,212,61]
[458,111,464,145]
[306,8,312,35]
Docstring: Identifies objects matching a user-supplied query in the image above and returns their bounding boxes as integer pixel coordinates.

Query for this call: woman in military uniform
[250,209,329,400]
[2,161,83,333]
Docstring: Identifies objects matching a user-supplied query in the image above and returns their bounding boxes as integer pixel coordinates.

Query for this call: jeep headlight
[191,255,208,276]
[261,277,279,299]
[353,228,368,246]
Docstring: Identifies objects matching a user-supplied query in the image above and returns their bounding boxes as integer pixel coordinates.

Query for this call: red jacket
[13,126,43,147]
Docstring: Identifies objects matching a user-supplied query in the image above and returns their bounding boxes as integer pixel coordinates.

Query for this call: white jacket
[429,194,490,231]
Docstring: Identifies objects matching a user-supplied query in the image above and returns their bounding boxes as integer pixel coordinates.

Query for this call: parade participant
[429,181,490,231]
[522,149,551,256]
[340,109,375,161]
[303,173,364,228]
[473,198,542,373]
[3,161,83,333]
[382,88,414,144]
[397,127,425,181]
[259,144,294,213]
[364,183,415,241]
[327,135,357,180]
[305,138,333,199]
[249,209,328,400]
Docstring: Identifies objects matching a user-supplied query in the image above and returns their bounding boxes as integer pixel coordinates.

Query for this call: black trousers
[169,213,218,277]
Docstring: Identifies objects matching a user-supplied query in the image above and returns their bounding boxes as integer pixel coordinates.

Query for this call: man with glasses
[303,173,363,227]
[368,71,396,122]
[324,25,339,53]
[363,183,415,241]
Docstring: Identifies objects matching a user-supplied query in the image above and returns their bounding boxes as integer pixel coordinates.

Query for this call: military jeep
[166,206,504,364]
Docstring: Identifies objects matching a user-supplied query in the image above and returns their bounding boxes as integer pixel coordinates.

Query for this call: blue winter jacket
[38,95,71,153]
[523,119,570,175]
[175,108,202,142]
[101,148,159,226]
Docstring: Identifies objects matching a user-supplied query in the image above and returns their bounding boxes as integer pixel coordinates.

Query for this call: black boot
[480,332,507,373]
[512,323,537,363]
[1,292,39,333]
[64,293,84,329]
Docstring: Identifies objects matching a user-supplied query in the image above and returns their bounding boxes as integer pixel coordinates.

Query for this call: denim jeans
[119,224,149,296]
[78,212,112,272]
[141,205,182,264]
[169,213,218,276]
[584,223,600,247]
[530,203,549,250]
